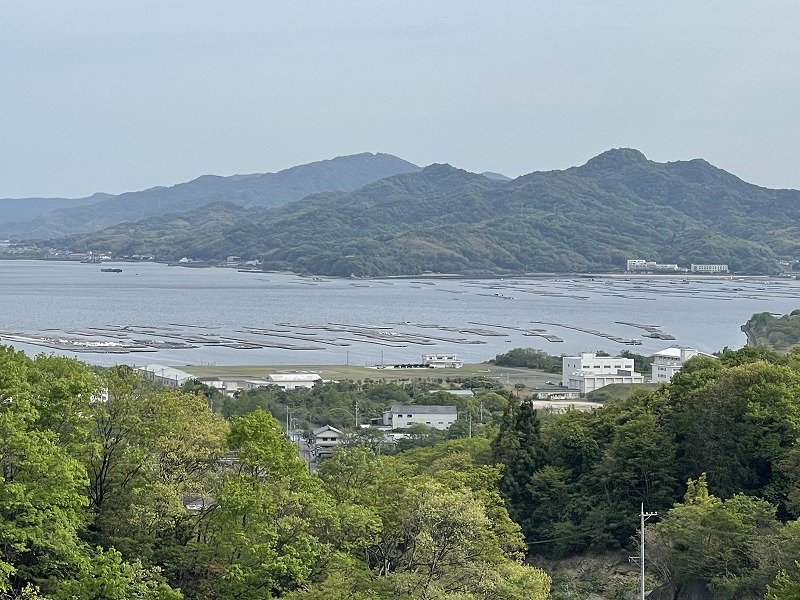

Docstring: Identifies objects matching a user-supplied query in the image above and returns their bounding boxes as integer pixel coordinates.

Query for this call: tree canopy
[4,342,800,599]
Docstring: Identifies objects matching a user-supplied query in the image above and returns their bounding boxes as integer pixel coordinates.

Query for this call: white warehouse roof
[267,373,321,382]
[654,347,684,358]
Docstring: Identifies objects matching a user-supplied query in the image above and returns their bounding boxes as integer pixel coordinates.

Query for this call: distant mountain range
[0,153,420,239]
[0,194,113,225]
[45,148,800,277]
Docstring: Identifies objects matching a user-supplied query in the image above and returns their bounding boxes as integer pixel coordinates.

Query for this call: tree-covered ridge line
[0,153,421,240]
[52,148,800,276]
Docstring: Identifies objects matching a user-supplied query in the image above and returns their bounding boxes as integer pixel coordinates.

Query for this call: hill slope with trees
[0,153,420,240]
[53,148,800,276]
[742,310,800,352]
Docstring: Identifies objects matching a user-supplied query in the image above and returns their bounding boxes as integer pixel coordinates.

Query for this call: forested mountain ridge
[0,193,112,224]
[53,149,800,276]
[0,152,420,240]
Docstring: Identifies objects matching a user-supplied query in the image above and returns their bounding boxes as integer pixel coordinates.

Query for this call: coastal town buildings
[627,259,730,274]
[195,376,238,396]
[561,352,645,394]
[626,259,682,272]
[530,387,581,401]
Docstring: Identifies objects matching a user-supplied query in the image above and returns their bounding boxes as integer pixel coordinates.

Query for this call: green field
[181,362,559,387]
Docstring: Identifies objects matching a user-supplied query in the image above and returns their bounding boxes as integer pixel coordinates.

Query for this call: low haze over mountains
[0,153,420,239]
[7,149,800,277]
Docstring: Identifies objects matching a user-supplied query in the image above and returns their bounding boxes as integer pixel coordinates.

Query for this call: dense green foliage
[491,348,563,372]
[8,341,800,598]
[618,349,655,374]
[485,347,800,599]
[220,378,507,433]
[0,345,548,599]
[54,149,800,275]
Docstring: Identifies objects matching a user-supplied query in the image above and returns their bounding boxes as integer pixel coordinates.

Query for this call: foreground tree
[0,348,89,594]
[491,399,547,533]
[766,562,800,600]
[85,366,229,567]
[316,445,550,600]
[178,409,336,599]
[650,474,786,600]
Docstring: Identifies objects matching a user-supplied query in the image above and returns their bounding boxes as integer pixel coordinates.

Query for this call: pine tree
[491,398,547,533]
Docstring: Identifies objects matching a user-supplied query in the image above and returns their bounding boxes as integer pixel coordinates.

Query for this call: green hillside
[1,153,420,240]
[53,148,800,276]
[742,310,800,353]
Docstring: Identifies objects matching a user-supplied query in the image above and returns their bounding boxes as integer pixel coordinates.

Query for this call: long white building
[421,354,463,368]
[690,263,729,273]
[561,352,644,394]
[627,259,681,272]
[382,405,458,430]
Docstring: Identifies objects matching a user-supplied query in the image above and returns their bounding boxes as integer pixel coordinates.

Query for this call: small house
[313,425,343,456]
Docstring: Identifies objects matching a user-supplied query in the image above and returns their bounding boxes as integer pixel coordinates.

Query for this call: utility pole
[639,503,657,600]
[354,399,359,429]
[468,412,473,438]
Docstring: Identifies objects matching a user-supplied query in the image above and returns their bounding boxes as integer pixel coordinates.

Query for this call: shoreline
[9,258,795,282]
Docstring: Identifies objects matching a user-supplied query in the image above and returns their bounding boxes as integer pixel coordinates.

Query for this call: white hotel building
[561,353,645,394]
[651,347,710,383]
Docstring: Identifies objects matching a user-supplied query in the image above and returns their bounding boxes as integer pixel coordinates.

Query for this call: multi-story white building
[651,347,705,383]
[382,405,458,430]
[690,264,729,273]
[421,354,463,368]
[627,259,648,271]
[561,353,645,394]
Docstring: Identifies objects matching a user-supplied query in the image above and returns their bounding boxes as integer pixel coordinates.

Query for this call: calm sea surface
[1,260,799,368]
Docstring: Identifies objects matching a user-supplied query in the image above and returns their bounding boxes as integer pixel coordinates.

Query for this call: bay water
[1,260,798,368]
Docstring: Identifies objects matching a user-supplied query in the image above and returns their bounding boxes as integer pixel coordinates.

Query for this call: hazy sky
[2,1,798,198]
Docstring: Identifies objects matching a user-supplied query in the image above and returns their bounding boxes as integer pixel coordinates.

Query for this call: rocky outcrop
[740,320,758,347]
